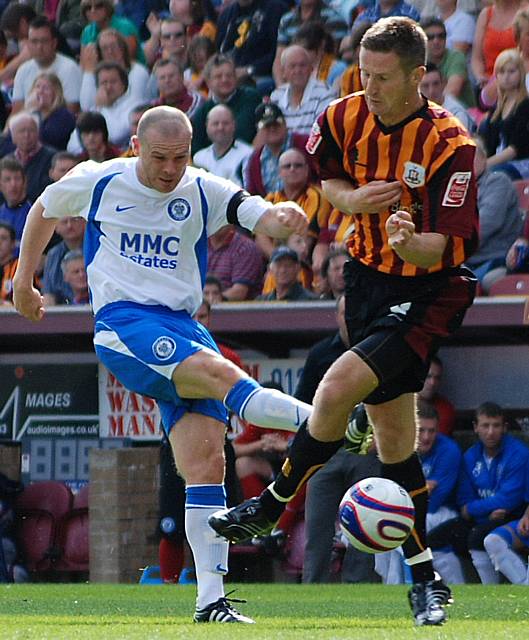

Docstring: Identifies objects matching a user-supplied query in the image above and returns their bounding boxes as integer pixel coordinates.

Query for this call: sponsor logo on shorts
[167,198,191,222]
[402,161,426,188]
[152,336,177,361]
[442,172,471,207]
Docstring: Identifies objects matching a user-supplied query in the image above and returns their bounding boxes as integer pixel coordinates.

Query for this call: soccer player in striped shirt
[210,17,478,627]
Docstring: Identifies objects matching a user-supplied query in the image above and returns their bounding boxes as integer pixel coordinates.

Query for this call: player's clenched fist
[386,210,415,248]
[271,201,309,237]
[13,282,45,322]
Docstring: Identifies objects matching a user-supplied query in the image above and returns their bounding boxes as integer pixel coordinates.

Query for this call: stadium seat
[55,484,89,573]
[14,481,73,573]
[488,274,529,296]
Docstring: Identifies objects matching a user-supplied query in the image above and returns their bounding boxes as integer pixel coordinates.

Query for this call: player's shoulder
[69,156,136,180]
[423,100,475,150]
[326,90,366,114]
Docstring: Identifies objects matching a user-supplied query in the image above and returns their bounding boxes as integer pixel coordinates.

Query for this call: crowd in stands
[1,0,529,306]
[1,0,529,587]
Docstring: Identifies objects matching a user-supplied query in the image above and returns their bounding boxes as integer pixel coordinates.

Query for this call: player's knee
[484,532,509,557]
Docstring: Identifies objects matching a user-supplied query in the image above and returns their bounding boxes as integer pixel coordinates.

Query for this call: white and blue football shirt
[39,157,270,315]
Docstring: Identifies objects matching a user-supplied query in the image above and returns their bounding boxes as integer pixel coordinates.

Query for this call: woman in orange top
[472,0,522,87]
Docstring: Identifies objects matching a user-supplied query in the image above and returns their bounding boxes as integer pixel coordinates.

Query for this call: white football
[338,477,415,554]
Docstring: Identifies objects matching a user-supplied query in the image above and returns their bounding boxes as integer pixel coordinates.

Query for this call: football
[338,477,415,554]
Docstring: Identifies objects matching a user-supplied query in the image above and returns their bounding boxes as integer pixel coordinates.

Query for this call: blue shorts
[93,301,228,432]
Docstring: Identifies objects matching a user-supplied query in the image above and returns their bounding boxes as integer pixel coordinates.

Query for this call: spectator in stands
[471,0,518,90]
[244,103,314,198]
[152,57,203,119]
[80,0,145,65]
[79,28,150,111]
[417,356,456,437]
[143,17,189,71]
[465,135,523,292]
[42,216,86,306]
[121,104,151,158]
[376,402,462,584]
[319,248,349,300]
[8,112,55,204]
[435,0,476,56]
[59,249,89,305]
[191,54,262,155]
[429,402,529,584]
[233,384,290,500]
[215,0,285,95]
[26,72,76,150]
[70,111,121,162]
[422,18,476,109]
[184,35,216,98]
[353,0,420,29]
[0,471,26,583]
[11,16,81,115]
[420,63,475,133]
[0,5,33,91]
[483,464,529,584]
[193,105,253,186]
[339,22,371,98]
[169,0,217,41]
[207,226,264,301]
[203,274,224,305]
[301,297,380,583]
[0,158,31,252]
[478,48,529,180]
[270,45,337,136]
[48,151,79,183]
[505,215,529,275]
[292,21,348,90]
[481,7,529,110]
[260,147,332,280]
[258,246,317,301]
[32,1,83,47]
[0,222,18,304]
[273,0,348,86]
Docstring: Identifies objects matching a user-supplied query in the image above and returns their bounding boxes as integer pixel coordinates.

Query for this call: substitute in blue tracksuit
[376,402,462,584]
[428,402,529,584]
[483,461,529,584]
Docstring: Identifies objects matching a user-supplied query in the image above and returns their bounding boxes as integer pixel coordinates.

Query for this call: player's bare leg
[172,349,312,433]
[168,412,254,623]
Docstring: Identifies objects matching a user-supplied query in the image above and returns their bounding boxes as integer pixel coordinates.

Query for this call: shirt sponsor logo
[152,336,177,361]
[402,161,426,188]
[442,172,471,207]
[167,198,191,222]
[306,122,322,154]
[119,232,180,269]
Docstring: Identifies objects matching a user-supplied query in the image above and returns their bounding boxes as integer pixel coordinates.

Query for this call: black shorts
[343,259,476,405]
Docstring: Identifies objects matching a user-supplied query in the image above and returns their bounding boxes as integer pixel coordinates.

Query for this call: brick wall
[89,447,160,583]
[0,444,21,481]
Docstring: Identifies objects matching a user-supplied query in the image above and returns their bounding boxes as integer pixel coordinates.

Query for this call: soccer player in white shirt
[13,106,313,624]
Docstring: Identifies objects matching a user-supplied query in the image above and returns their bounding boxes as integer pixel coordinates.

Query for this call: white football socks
[484,533,527,584]
[432,550,465,584]
[470,549,499,584]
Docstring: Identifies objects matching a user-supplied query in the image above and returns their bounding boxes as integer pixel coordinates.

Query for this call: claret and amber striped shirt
[307,92,479,276]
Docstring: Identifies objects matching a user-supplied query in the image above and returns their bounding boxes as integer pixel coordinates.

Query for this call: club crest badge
[167,198,191,222]
[402,161,426,188]
[152,336,176,361]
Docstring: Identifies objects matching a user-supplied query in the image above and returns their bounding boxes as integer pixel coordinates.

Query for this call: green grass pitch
[1,583,528,639]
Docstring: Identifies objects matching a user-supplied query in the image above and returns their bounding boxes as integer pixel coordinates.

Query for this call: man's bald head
[137,106,192,144]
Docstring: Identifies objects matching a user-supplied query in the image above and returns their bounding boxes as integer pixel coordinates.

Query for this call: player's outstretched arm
[253,201,308,239]
[386,211,447,269]
[13,200,59,322]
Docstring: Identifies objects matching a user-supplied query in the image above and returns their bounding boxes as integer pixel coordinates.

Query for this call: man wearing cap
[245,102,316,197]
[258,246,317,301]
